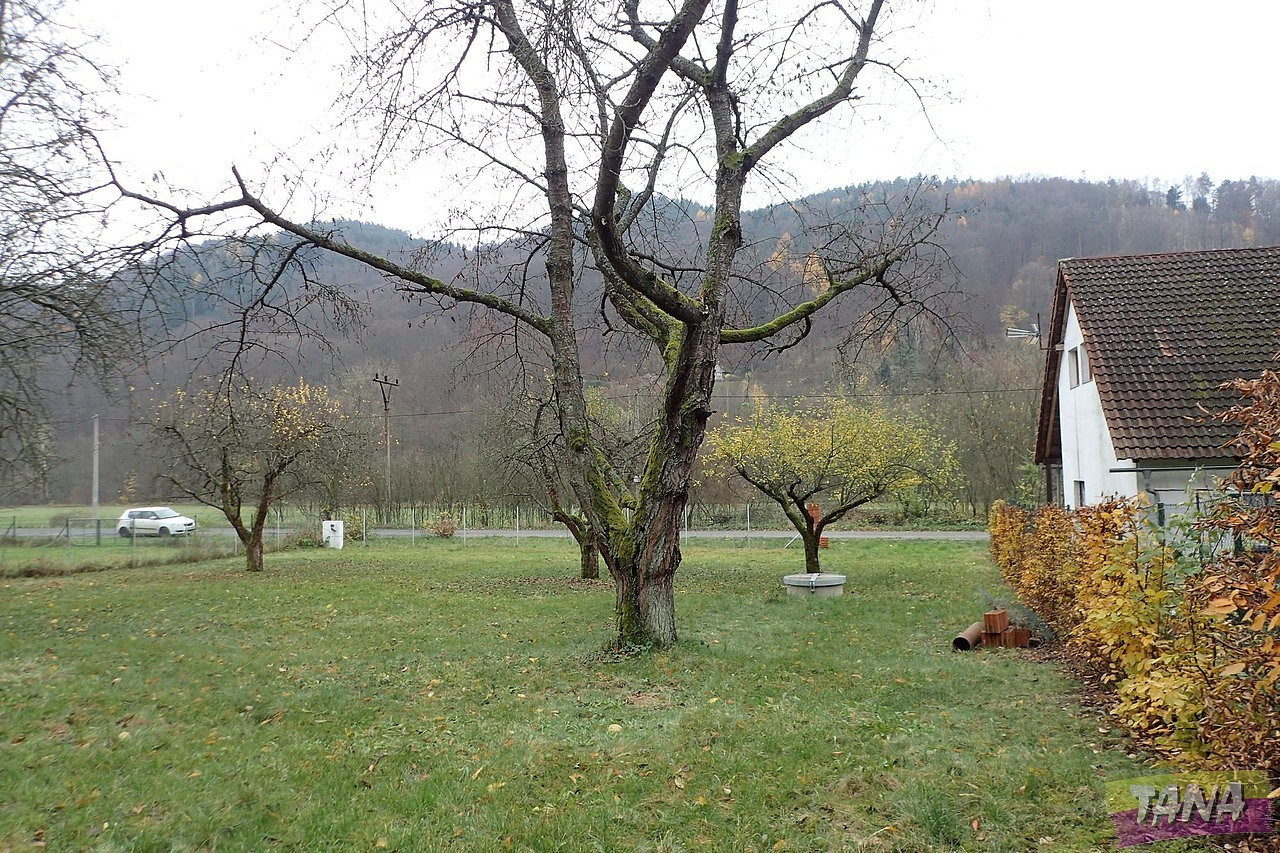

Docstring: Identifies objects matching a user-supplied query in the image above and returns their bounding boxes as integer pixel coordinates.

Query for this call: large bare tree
[118,0,950,648]
[0,0,134,496]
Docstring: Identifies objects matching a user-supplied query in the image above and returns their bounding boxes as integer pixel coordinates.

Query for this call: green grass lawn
[0,539,1205,850]
[0,534,246,577]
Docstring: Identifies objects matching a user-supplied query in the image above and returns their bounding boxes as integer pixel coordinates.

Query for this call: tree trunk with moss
[555,509,601,580]
[580,534,600,580]
[601,321,722,648]
[227,498,269,573]
[802,531,822,574]
[244,534,264,573]
[786,501,825,574]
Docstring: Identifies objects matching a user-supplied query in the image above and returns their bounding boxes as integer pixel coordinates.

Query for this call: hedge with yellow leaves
[989,489,1279,772]
[1183,370,1280,771]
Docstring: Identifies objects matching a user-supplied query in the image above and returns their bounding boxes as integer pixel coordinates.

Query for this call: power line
[43,388,1041,429]
[373,387,1043,419]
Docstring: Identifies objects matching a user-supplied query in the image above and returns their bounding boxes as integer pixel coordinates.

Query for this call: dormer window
[1067,344,1091,388]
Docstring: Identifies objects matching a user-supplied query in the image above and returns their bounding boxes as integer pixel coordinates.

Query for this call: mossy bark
[244,535,264,573]
[605,319,723,649]
[579,527,601,580]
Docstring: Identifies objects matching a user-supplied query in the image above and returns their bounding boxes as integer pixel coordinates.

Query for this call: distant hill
[17,175,1280,506]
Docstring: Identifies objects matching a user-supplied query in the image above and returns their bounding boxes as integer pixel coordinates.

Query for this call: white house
[1034,246,1280,518]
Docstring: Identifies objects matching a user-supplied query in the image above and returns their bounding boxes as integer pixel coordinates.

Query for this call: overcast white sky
[76,0,1280,236]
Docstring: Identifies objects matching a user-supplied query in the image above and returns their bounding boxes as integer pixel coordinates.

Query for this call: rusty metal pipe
[952,621,983,651]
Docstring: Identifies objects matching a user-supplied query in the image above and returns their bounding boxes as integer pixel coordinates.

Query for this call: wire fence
[330,499,962,531]
[366,502,797,531]
[0,514,235,576]
[0,499,980,576]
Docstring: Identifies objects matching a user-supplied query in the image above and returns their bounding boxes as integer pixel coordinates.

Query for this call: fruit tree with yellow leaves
[706,398,958,573]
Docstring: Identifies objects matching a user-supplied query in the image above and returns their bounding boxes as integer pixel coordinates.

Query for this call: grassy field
[0,539,1205,850]
[0,528,280,577]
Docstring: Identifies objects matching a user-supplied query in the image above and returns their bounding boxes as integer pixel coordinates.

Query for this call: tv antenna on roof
[1004,314,1044,349]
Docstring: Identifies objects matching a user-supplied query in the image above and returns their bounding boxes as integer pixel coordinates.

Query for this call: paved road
[12,526,988,541]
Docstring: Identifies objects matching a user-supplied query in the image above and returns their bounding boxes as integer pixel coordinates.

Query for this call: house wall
[1139,465,1235,521]
[1057,302,1139,506]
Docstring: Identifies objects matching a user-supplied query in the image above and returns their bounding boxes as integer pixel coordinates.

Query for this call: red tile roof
[1034,246,1280,464]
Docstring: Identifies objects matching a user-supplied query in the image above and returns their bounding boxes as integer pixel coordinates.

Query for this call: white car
[117,507,197,537]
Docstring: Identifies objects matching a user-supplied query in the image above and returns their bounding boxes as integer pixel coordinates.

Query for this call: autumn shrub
[341,512,365,543]
[988,365,1280,772]
[1068,500,1214,752]
[989,501,1078,631]
[987,500,1028,587]
[988,495,1240,762]
[1069,497,1153,681]
[1019,505,1078,631]
[1178,369,1280,773]
[430,512,457,538]
[1183,548,1280,772]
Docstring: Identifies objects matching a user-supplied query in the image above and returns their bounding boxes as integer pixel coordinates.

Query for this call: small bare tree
[120,0,953,648]
[153,379,368,572]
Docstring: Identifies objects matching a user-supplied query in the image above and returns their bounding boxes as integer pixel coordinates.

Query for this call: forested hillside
[16,174,1278,514]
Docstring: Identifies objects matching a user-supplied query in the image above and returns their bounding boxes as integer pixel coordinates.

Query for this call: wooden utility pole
[372,374,399,521]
